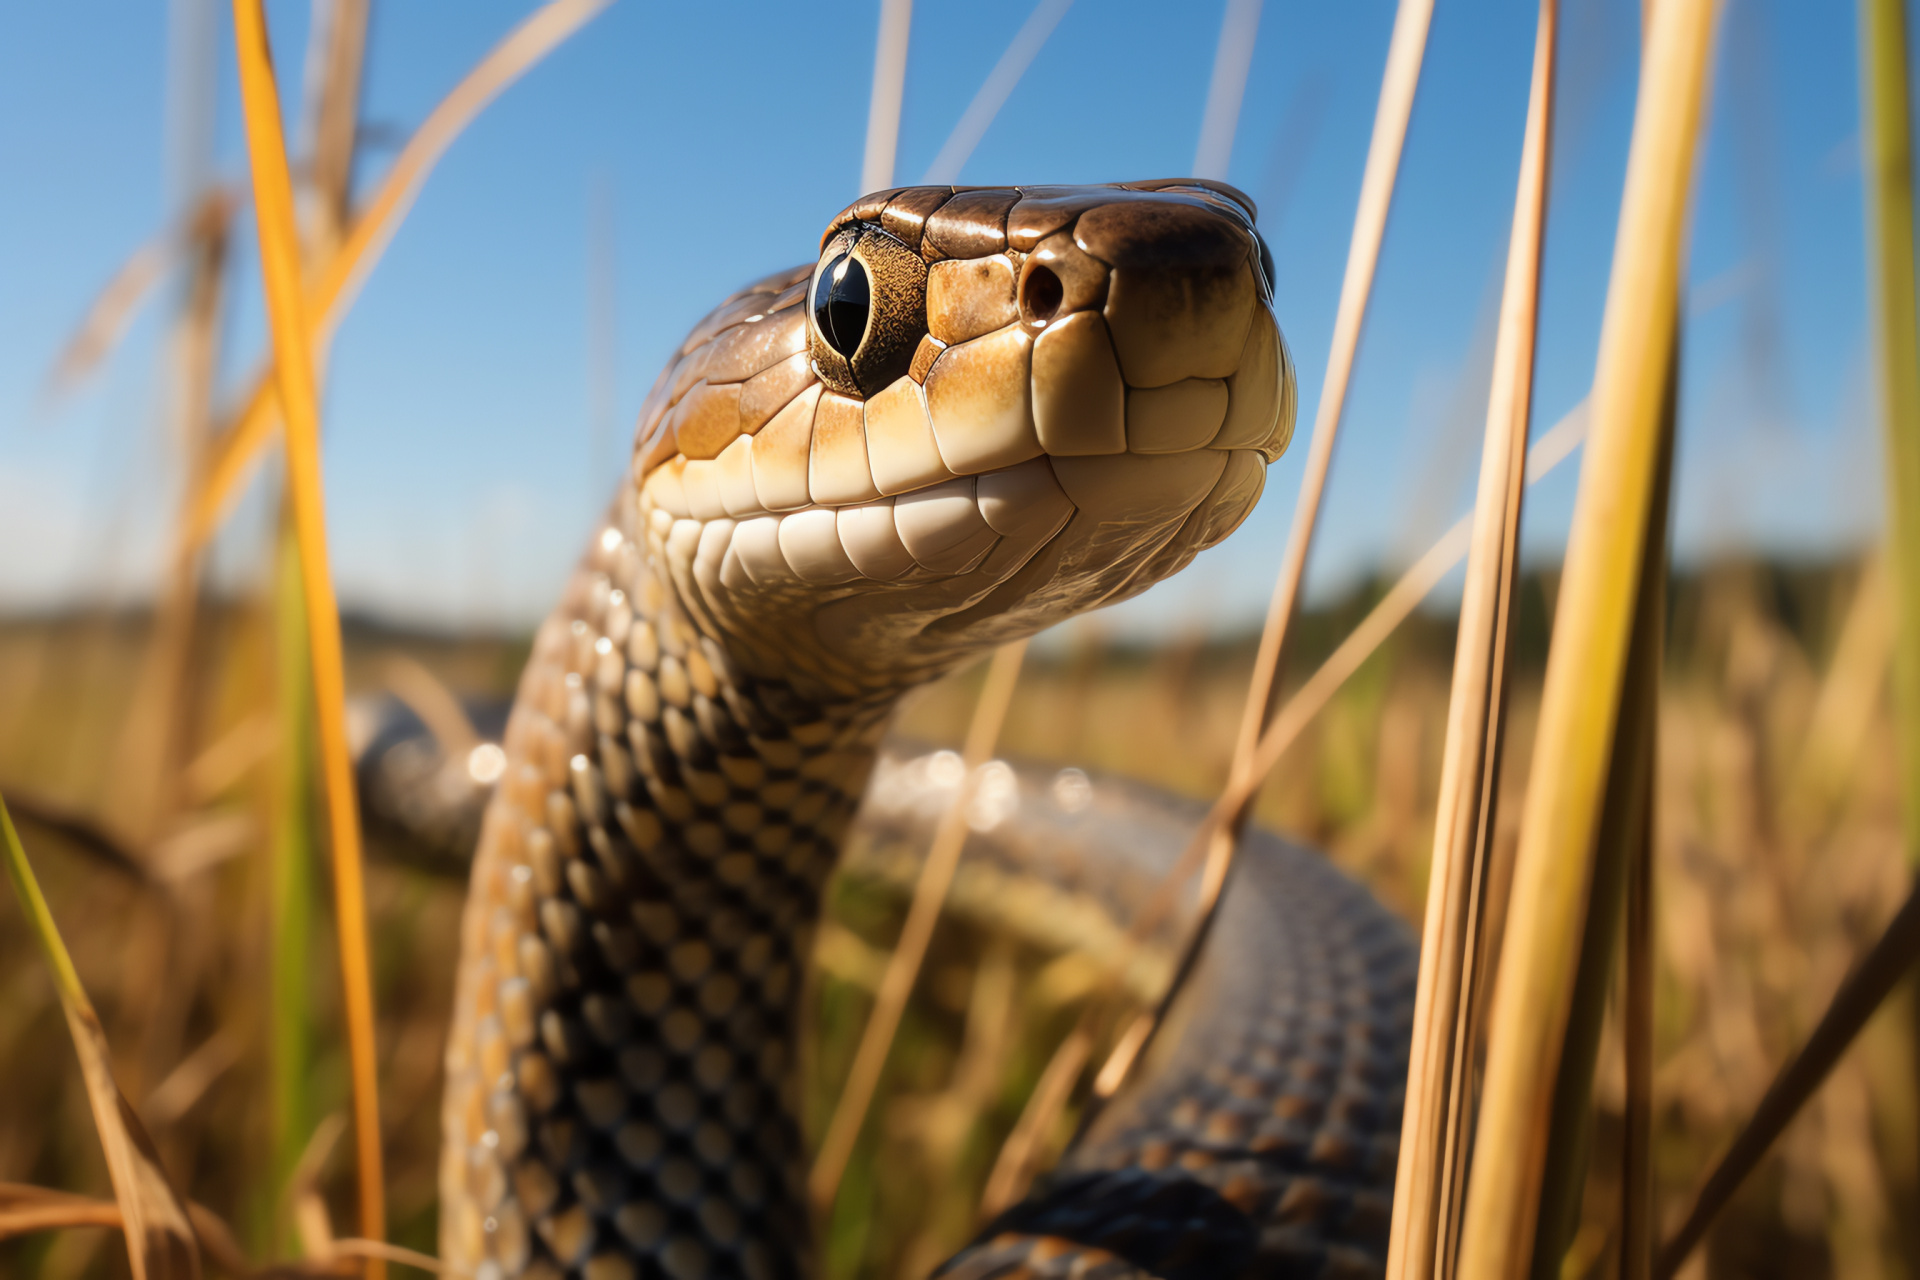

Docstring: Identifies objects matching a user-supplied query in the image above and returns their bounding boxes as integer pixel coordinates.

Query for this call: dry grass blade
[39,189,233,402]
[1455,1,1716,1273]
[181,710,276,805]
[0,1185,256,1279]
[41,238,169,401]
[1193,0,1264,180]
[809,639,1029,1213]
[329,1239,456,1276]
[230,2,384,1266]
[184,0,610,553]
[919,0,1074,184]
[1783,559,1891,836]
[1386,4,1555,1275]
[383,653,480,758]
[108,185,235,845]
[145,1028,246,1127]
[1654,882,1920,1277]
[979,1025,1094,1218]
[0,786,150,878]
[0,795,201,1279]
[1861,0,1920,865]
[1228,0,1433,786]
[301,0,368,256]
[0,1183,124,1237]
[861,0,914,193]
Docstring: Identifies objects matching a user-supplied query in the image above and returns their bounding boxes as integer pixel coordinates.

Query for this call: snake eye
[813,253,871,359]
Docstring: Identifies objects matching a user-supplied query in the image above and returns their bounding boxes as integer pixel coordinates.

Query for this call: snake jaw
[623,183,1296,692]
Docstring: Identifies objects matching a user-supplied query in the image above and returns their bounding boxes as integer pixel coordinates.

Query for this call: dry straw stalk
[1455,0,1717,1274]
[185,0,610,554]
[1385,2,1555,1275]
[1,795,201,1279]
[229,0,384,1265]
[1228,0,1434,783]
[811,640,1031,1212]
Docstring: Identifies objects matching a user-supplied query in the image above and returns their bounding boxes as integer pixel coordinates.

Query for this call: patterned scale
[438,516,896,1280]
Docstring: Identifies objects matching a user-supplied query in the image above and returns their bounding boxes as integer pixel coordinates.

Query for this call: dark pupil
[813,252,870,359]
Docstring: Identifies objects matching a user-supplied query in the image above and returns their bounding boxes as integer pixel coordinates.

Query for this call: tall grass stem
[809,640,1030,1213]
[1386,4,1555,1274]
[268,516,316,1255]
[1861,0,1920,866]
[1455,1,1716,1272]
[1,794,201,1278]
[185,0,609,553]
[860,0,913,194]
[230,1,384,1266]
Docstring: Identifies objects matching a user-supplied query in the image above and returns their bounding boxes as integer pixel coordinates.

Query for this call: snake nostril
[1021,265,1065,327]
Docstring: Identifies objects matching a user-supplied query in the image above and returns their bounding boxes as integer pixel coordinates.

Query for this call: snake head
[628,181,1295,695]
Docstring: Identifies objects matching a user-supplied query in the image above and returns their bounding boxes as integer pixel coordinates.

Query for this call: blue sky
[0,0,1890,638]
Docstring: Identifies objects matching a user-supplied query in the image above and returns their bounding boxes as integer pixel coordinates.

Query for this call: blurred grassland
[0,553,1914,1278]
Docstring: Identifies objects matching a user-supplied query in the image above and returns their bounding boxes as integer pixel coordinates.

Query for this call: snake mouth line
[643,455,1070,586]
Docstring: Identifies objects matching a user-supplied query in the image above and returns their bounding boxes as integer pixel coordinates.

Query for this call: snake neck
[441,513,930,1280]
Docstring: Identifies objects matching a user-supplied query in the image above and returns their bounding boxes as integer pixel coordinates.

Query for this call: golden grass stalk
[860,0,914,193]
[184,0,609,553]
[1531,383,1671,1277]
[979,1022,1094,1218]
[0,795,201,1279]
[230,2,383,1267]
[1861,0,1920,865]
[1454,0,1716,1272]
[1654,882,1920,1277]
[1385,4,1555,1275]
[810,639,1030,1213]
[1228,0,1433,785]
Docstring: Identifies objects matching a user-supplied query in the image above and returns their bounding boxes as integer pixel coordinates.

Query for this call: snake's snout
[622,182,1296,676]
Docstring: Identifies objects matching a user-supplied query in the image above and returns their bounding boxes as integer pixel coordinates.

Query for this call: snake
[436,181,1417,1280]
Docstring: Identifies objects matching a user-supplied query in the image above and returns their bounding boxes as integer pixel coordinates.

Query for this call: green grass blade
[268,515,316,1255]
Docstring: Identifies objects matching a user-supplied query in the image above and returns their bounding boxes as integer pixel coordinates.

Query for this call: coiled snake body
[439,182,1415,1280]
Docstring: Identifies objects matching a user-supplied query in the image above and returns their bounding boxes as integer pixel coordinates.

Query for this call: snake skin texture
[940,831,1415,1280]
[439,181,1369,1280]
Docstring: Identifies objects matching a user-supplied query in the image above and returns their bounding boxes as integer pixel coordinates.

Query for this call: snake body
[438,181,1413,1280]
